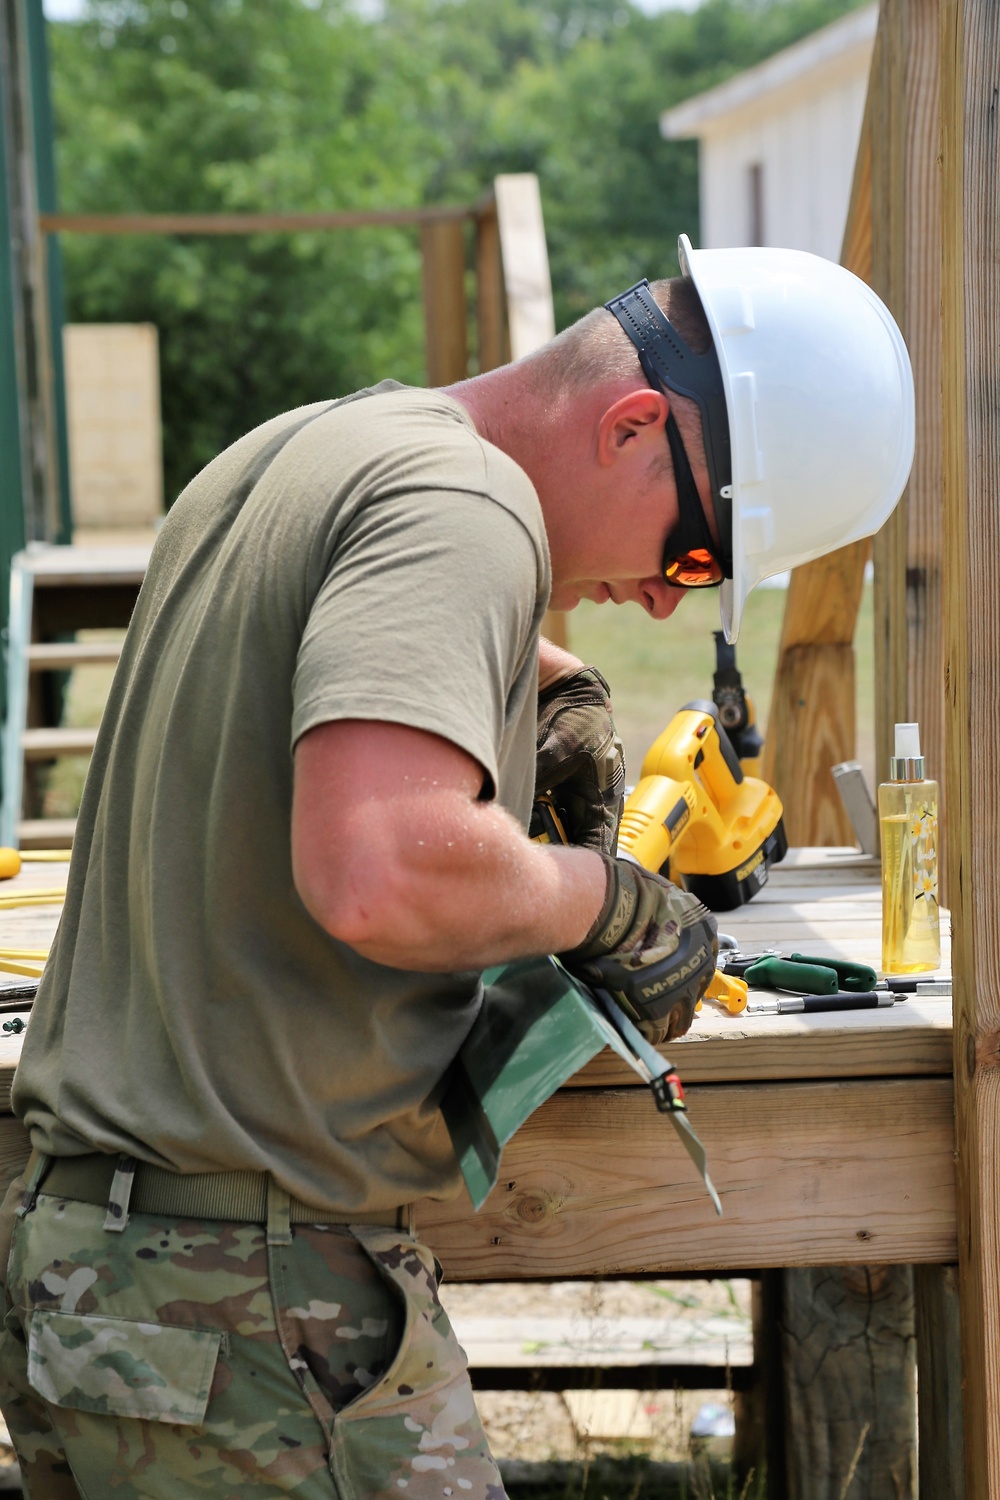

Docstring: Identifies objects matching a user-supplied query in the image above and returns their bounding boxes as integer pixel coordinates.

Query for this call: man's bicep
[291,719,488,924]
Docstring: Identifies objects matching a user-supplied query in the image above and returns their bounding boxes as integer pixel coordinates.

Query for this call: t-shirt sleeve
[291,485,546,793]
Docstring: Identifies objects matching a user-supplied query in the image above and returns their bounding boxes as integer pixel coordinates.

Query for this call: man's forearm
[297,791,607,973]
[537,634,585,691]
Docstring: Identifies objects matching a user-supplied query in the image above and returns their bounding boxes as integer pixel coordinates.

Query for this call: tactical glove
[533,667,626,855]
[560,856,718,1043]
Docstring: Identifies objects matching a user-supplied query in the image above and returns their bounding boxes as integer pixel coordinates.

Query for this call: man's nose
[638,578,688,620]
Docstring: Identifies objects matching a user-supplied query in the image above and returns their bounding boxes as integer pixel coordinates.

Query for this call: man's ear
[596,388,670,467]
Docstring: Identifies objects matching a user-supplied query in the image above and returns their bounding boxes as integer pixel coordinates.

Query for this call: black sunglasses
[662,410,724,589]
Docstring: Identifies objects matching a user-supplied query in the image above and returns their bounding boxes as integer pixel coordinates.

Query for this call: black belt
[28,1149,412,1230]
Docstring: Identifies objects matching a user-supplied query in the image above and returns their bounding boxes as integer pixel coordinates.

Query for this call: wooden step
[28,642,123,671]
[21,544,152,588]
[18,818,76,850]
[21,727,99,760]
[450,1314,753,1371]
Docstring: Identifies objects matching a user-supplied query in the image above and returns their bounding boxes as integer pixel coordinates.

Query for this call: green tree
[51,0,866,501]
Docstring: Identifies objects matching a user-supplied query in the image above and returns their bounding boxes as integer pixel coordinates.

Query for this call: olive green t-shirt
[13,384,551,1212]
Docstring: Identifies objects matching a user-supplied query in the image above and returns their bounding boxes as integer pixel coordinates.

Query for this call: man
[0,238,913,1498]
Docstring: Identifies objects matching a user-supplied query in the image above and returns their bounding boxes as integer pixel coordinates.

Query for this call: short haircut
[523,277,712,475]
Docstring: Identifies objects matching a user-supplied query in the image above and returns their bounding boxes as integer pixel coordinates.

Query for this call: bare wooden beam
[491,174,566,647]
[418,1077,957,1278]
[940,4,1000,1494]
[761,41,877,846]
[493,174,555,362]
[915,1265,966,1498]
[38,207,472,235]
[474,200,508,374]
[420,219,468,387]
[871,0,943,830]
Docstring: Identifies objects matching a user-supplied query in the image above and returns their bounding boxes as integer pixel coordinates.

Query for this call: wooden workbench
[419,847,955,1277]
[0,848,955,1269]
[0,847,958,1496]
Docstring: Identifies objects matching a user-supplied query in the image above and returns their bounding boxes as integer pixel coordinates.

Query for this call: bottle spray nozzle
[894,723,922,760]
[890,722,925,780]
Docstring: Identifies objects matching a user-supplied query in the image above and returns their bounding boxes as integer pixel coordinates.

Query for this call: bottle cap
[890,721,925,780]
[894,723,921,758]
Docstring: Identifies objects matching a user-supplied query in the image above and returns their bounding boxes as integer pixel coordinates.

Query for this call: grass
[567,580,876,794]
[37,583,876,822]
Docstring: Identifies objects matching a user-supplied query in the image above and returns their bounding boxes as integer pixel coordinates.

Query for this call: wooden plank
[39,208,472,235]
[18,818,75,850]
[474,200,507,374]
[902,0,945,852]
[576,1001,952,1086]
[470,1362,751,1393]
[22,726,97,758]
[915,1264,965,1499]
[491,174,567,650]
[769,541,870,653]
[28,641,121,669]
[449,1313,752,1370]
[870,0,909,799]
[871,0,944,836]
[762,641,856,846]
[420,219,468,387]
[761,28,879,845]
[940,4,1000,1495]
[782,1265,916,1500]
[16,541,152,584]
[64,324,163,528]
[417,1078,958,1277]
[493,174,555,363]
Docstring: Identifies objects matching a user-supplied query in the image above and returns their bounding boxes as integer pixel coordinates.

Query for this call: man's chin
[549,583,610,610]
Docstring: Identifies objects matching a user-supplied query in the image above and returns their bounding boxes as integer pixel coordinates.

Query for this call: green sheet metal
[441,956,721,1215]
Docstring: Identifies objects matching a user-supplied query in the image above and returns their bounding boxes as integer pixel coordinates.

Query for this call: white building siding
[662,6,876,261]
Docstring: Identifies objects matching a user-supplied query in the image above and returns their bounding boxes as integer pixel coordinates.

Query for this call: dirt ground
[440,1276,753,1466]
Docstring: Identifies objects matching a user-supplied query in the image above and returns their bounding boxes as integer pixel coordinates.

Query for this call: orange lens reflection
[664,549,724,588]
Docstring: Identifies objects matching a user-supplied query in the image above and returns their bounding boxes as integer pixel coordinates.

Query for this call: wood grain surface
[417,1077,958,1277]
[940,4,1000,1495]
[760,29,878,848]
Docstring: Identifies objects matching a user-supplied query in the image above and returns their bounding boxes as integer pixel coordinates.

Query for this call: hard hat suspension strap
[604,278,733,576]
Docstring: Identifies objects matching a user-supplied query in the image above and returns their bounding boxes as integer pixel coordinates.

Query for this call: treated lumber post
[781,1266,916,1499]
[914,1265,965,1498]
[420,219,468,387]
[940,4,1000,1495]
[492,174,567,650]
[871,0,944,829]
[492,174,555,363]
[474,199,508,374]
[762,543,868,847]
[762,56,874,846]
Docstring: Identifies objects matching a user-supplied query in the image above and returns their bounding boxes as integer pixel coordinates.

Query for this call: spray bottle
[878,722,941,974]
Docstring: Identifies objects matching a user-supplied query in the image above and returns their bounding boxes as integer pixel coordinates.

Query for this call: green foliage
[51,0,866,501]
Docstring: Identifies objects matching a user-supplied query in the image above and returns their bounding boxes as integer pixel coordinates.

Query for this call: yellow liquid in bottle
[878,780,941,974]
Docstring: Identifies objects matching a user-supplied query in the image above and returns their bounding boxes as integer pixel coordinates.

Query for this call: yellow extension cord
[0,847,70,980]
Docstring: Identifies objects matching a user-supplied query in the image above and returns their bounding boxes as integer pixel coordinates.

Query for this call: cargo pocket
[328,1227,505,1500]
[27,1310,221,1425]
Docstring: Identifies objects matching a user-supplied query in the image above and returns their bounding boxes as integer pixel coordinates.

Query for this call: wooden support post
[762,60,874,844]
[780,1265,916,1499]
[491,174,567,650]
[474,200,508,375]
[940,5,1000,1495]
[914,1265,965,1499]
[420,219,468,387]
[871,0,944,827]
[762,543,868,846]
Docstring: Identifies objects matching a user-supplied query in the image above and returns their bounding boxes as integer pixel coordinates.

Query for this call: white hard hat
[679,234,915,641]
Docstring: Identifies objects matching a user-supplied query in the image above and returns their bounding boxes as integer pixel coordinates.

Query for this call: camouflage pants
[0,1171,506,1499]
